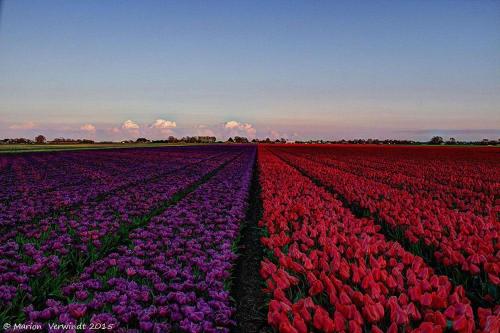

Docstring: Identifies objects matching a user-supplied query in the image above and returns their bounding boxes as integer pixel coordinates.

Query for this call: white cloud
[223,120,256,138]
[224,121,240,129]
[195,124,215,137]
[150,119,177,129]
[121,120,140,129]
[9,121,36,130]
[80,124,96,132]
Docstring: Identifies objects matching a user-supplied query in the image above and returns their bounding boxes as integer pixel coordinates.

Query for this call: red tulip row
[282,145,498,191]
[257,146,499,332]
[273,148,499,291]
[279,146,497,217]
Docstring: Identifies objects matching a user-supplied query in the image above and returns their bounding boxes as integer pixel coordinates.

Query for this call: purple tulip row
[1,149,236,242]
[0,146,229,225]
[0,149,167,203]
[0,147,223,201]
[22,147,255,332]
[0,149,241,317]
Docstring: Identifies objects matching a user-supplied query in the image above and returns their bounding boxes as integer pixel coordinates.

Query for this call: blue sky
[0,0,499,140]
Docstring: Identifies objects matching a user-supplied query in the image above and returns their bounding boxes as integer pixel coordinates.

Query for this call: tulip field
[0,144,498,332]
[259,145,499,333]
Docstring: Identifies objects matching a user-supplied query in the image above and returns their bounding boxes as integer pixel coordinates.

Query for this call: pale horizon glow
[0,0,499,141]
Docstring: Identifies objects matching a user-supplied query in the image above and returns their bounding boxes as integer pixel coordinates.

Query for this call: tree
[136,138,149,143]
[227,137,234,143]
[429,136,444,145]
[481,138,492,145]
[446,137,457,145]
[35,135,46,144]
[233,136,249,143]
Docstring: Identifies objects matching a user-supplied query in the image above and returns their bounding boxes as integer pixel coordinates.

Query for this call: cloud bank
[150,119,176,129]
[121,120,140,130]
[9,121,37,130]
[3,118,497,142]
[80,124,96,132]
[223,121,256,139]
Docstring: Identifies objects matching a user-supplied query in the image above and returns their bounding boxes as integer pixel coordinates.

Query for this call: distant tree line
[428,136,499,146]
[0,136,95,144]
[290,137,499,146]
[291,139,419,145]
[1,135,498,146]
[139,136,217,144]
[50,137,95,144]
[226,136,258,143]
[246,138,288,144]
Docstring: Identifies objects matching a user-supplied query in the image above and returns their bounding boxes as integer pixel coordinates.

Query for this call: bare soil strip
[231,156,271,333]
